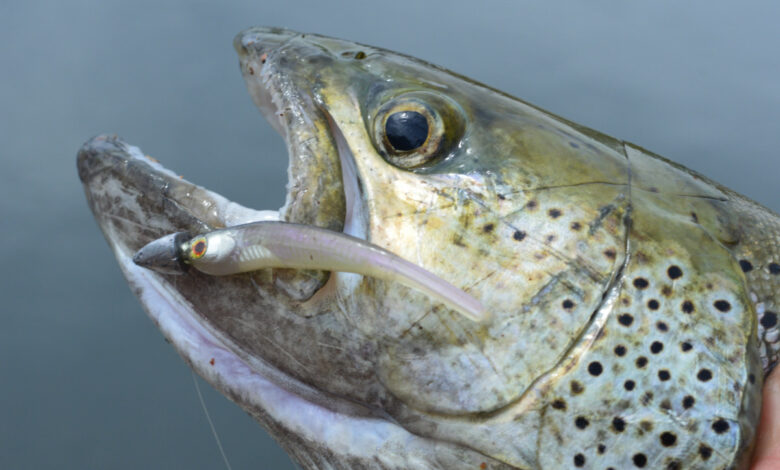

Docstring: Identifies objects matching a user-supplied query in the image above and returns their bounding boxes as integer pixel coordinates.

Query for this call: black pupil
[385,111,428,151]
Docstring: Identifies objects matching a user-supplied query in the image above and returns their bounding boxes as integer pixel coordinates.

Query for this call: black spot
[618,314,634,326]
[636,356,648,368]
[573,453,585,467]
[575,416,589,429]
[548,208,562,218]
[650,341,664,354]
[551,399,567,410]
[658,370,671,381]
[699,444,713,460]
[562,299,575,310]
[656,321,668,332]
[604,248,617,259]
[691,212,699,223]
[682,395,695,409]
[681,342,693,352]
[571,381,584,394]
[761,311,778,329]
[660,399,672,410]
[660,432,677,447]
[647,299,660,310]
[597,444,606,454]
[570,221,582,231]
[588,361,603,376]
[667,461,681,470]
[526,200,538,209]
[545,234,556,243]
[614,345,627,356]
[739,259,754,272]
[633,277,649,289]
[482,223,494,233]
[681,301,695,314]
[612,417,626,432]
[769,262,780,274]
[712,419,730,434]
[624,380,636,391]
[513,230,526,241]
[749,373,756,384]
[354,51,366,60]
[713,300,732,312]
[633,453,647,467]
[667,265,683,279]
[697,369,713,382]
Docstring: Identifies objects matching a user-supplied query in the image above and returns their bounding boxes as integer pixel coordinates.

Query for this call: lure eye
[372,91,465,170]
[385,111,429,152]
[190,237,207,259]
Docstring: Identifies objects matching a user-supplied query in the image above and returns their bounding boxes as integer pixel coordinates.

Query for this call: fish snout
[233,26,296,62]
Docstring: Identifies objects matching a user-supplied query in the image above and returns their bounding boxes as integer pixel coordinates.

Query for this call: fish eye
[385,111,429,152]
[372,92,465,170]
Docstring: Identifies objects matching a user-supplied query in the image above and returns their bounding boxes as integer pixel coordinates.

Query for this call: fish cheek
[377,338,518,415]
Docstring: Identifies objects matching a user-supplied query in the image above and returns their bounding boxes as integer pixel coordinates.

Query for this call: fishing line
[191,371,233,470]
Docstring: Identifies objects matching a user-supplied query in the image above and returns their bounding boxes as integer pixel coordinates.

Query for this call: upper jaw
[234,27,347,232]
[234,28,353,299]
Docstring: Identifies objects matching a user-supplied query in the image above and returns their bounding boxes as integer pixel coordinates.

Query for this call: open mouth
[75,27,506,467]
[76,135,432,463]
[78,28,359,303]
[75,28,370,428]
[76,20,482,424]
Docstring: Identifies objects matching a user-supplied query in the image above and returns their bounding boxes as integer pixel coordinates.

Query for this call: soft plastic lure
[132,221,489,322]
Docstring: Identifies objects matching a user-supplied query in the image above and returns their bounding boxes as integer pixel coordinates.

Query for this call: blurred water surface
[1,1,778,468]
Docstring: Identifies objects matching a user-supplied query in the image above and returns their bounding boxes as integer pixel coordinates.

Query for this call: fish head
[232,27,632,410]
[78,27,762,468]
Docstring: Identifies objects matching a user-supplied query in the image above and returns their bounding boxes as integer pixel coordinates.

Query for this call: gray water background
[1,1,778,468]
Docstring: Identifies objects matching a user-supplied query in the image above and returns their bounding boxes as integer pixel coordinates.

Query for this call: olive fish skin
[78,27,779,469]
